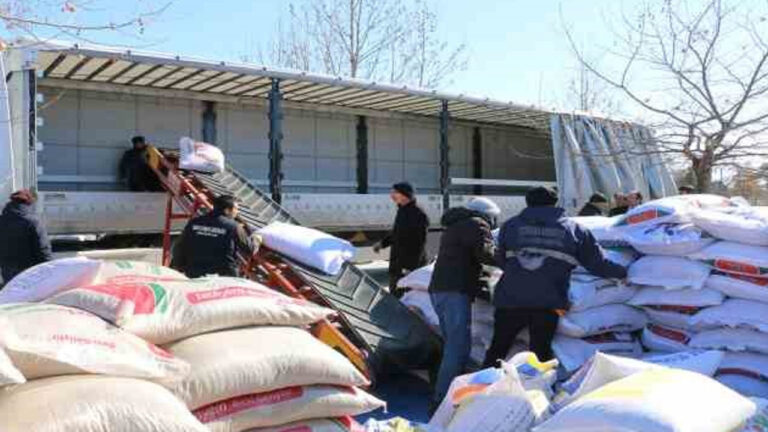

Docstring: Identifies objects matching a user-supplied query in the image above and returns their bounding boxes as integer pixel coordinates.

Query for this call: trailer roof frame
[18,39,567,131]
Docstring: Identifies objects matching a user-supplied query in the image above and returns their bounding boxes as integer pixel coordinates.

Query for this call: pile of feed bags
[259,222,356,276]
[552,218,644,372]
[566,194,768,400]
[0,257,380,431]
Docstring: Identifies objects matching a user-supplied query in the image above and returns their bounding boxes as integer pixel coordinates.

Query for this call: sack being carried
[0,375,208,432]
[0,304,188,380]
[179,137,225,173]
[47,276,334,345]
[259,222,356,276]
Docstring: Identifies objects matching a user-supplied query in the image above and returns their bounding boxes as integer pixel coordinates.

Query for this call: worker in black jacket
[428,197,499,409]
[483,187,627,367]
[0,190,53,283]
[578,192,609,216]
[171,195,257,278]
[374,182,430,297]
[119,136,162,192]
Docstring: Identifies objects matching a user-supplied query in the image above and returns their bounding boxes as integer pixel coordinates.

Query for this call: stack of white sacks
[0,222,381,431]
[570,194,768,400]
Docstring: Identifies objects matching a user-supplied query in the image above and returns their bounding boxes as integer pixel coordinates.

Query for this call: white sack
[429,364,536,432]
[536,368,755,432]
[691,299,768,333]
[259,222,356,275]
[644,307,698,329]
[0,375,208,432]
[552,351,724,412]
[568,216,629,248]
[717,352,768,398]
[641,324,693,352]
[95,260,187,283]
[0,257,101,304]
[628,256,711,290]
[706,273,768,304]
[0,347,24,387]
[252,418,361,432]
[48,276,333,345]
[739,398,768,432]
[179,137,225,173]
[196,385,384,431]
[614,194,736,229]
[692,207,768,246]
[691,328,768,355]
[629,286,724,307]
[623,223,714,256]
[397,263,434,291]
[690,241,768,279]
[573,248,638,274]
[552,332,641,372]
[0,303,188,380]
[161,326,368,409]
[569,275,636,312]
[557,304,648,338]
[400,290,439,330]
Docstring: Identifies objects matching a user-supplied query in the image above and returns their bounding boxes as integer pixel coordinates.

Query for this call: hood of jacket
[441,207,489,227]
[2,201,35,218]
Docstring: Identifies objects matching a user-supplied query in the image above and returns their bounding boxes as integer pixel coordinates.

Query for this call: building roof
[20,40,556,131]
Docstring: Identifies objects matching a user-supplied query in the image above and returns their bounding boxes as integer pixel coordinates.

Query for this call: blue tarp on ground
[357,373,432,424]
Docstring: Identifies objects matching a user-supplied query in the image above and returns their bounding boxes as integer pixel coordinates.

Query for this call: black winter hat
[589,192,608,204]
[526,186,558,207]
[392,182,415,200]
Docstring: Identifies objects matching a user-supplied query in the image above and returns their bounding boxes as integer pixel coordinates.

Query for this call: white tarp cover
[550,114,676,214]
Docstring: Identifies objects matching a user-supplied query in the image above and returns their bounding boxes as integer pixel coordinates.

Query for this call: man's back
[173,212,251,278]
[0,202,52,281]
[494,206,626,310]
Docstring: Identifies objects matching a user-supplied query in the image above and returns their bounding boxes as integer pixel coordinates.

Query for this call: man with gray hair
[428,197,500,410]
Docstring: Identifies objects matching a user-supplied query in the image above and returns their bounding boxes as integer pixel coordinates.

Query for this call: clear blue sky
[19,0,626,110]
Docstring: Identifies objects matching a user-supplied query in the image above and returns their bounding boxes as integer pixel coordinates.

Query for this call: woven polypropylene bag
[195,385,384,431]
[0,375,208,432]
[0,347,24,387]
[244,418,364,432]
[258,222,356,275]
[0,303,188,380]
[0,257,101,304]
[161,326,369,409]
[48,276,333,344]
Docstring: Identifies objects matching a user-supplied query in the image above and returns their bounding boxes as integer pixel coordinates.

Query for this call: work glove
[251,233,263,252]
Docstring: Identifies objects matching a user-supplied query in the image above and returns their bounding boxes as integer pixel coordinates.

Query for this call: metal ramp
[148,147,441,378]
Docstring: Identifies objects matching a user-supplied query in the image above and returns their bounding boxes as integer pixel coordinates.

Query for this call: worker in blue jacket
[483,186,627,366]
[0,190,53,283]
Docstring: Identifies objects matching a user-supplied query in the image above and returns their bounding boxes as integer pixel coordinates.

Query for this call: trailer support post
[439,100,450,211]
[472,126,483,195]
[202,101,217,144]
[356,115,369,194]
[268,78,284,203]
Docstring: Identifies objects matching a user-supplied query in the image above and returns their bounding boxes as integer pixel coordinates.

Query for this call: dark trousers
[482,308,559,368]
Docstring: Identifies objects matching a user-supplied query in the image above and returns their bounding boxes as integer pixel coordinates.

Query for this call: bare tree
[565,60,620,115]
[262,0,467,88]
[566,0,768,192]
[1,0,170,45]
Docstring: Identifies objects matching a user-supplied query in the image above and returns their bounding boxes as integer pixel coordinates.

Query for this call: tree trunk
[690,151,714,193]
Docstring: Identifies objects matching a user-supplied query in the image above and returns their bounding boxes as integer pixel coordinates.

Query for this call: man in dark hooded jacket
[0,190,53,283]
[428,197,499,409]
[119,136,161,192]
[374,182,430,297]
[483,187,627,367]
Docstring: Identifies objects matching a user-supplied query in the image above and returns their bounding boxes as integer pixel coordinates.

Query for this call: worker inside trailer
[171,195,260,278]
[119,136,162,192]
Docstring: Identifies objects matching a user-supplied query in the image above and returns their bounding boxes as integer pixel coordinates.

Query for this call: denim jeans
[430,291,472,405]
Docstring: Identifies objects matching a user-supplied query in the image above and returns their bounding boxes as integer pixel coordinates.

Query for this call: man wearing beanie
[374,182,430,297]
[483,186,627,366]
[0,190,53,283]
